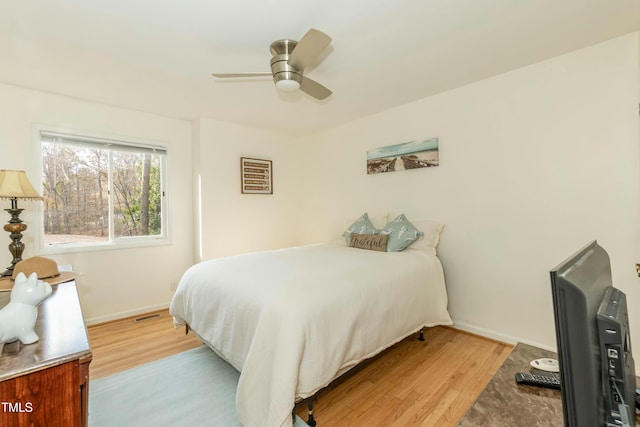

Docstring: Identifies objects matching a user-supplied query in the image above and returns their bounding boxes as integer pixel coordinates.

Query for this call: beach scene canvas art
[367,138,439,174]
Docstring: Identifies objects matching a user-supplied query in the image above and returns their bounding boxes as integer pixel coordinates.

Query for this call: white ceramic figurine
[0,272,52,345]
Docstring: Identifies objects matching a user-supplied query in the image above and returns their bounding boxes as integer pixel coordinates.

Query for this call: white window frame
[34,125,170,254]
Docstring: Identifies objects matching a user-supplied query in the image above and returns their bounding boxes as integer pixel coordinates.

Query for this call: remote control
[515,372,561,390]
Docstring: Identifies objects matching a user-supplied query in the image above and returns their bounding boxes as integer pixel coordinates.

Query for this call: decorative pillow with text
[349,233,389,252]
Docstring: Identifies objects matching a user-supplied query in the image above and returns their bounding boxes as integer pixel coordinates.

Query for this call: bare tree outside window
[112,151,162,238]
[41,133,166,247]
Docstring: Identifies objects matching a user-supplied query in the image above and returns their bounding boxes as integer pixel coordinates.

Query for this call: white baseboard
[451,320,556,352]
[85,303,170,326]
[452,321,640,376]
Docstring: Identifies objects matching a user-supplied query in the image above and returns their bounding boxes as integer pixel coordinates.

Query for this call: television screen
[550,241,635,427]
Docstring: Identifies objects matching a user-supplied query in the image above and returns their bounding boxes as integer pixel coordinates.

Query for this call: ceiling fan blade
[212,72,272,78]
[299,76,332,100]
[288,29,332,71]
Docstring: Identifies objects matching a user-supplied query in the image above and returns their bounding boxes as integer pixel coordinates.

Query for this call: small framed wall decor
[367,137,439,174]
[241,157,273,194]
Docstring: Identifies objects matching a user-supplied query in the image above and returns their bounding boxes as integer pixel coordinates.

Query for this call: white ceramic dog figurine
[0,272,52,345]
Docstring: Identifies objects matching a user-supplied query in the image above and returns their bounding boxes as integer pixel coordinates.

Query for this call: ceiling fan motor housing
[270,39,302,91]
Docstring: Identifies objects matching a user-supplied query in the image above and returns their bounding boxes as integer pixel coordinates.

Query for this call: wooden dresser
[0,281,92,427]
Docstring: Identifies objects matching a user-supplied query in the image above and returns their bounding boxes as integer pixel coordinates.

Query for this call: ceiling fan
[212,28,333,100]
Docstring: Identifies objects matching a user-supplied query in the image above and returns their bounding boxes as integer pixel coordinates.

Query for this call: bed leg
[418,327,425,341]
[185,324,190,335]
[307,398,317,427]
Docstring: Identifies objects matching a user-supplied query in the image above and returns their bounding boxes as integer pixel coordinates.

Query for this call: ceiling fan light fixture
[275,79,300,92]
[212,28,332,100]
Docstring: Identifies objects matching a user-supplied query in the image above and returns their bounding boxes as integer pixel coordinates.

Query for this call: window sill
[39,237,171,255]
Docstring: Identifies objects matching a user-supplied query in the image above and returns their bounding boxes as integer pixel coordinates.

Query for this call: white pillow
[369,213,388,229]
[409,219,444,255]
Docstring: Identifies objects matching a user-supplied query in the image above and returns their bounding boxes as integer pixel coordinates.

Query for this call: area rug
[89,345,308,427]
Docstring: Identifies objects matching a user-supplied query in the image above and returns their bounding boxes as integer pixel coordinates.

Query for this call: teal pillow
[381,214,423,251]
[343,213,379,245]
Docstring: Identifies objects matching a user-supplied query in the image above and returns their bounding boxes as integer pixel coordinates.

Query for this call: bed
[169,216,452,427]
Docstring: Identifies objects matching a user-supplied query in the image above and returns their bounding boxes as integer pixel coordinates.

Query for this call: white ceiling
[1,0,639,137]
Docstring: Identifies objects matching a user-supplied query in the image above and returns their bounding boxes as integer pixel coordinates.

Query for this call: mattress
[170,241,452,427]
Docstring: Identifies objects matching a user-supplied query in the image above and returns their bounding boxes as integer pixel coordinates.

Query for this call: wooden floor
[88,310,512,426]
[87,309,202,380]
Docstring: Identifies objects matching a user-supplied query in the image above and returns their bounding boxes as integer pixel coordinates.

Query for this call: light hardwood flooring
[88,310,512,426]
[87,309,202,380]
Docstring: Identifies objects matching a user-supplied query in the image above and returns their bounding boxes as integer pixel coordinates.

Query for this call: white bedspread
[170,242,452,427]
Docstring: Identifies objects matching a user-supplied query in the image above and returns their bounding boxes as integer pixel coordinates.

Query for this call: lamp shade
[0,170,42,200]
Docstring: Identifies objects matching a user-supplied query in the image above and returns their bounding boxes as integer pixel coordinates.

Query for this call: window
[39,129,167,249]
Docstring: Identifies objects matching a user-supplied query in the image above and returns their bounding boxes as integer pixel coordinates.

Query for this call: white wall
[0,83,193,324]
[193,117,301,261]
[297,33,640,351]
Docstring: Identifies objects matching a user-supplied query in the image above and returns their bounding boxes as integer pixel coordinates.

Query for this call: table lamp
[0,170,43,277]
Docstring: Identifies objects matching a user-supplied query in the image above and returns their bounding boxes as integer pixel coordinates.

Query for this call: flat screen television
[550,240,636,427]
